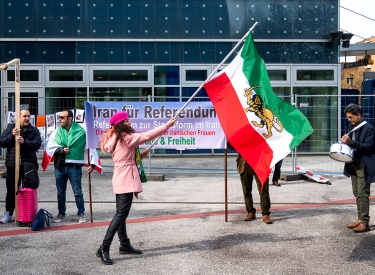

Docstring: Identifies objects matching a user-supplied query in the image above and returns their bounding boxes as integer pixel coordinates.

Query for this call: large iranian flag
[203,33,313,186]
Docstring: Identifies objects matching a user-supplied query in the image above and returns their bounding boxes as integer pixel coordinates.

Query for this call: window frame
[182,65,212,86]
[4,65,42,87]
[292,65,338,86]
[45,65,87,87]
[89,65,152,87]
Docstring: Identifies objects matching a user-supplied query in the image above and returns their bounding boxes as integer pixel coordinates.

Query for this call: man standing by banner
[42,110,95,224]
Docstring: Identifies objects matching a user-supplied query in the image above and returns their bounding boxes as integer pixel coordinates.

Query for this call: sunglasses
[59,116,69,120]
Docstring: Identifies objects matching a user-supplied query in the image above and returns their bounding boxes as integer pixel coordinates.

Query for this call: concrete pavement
[1,155,375,274]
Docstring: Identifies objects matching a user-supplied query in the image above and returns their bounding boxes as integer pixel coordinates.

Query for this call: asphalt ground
[1,155,375,275]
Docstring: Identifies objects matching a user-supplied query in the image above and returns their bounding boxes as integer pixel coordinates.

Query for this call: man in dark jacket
[342,103,375,233]
[0,109,42,223]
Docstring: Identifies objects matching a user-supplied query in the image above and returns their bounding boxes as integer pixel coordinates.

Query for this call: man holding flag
[42,110,101,223]
[204,32,313,191]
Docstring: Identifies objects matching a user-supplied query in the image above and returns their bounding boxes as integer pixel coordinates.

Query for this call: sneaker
[52,213,65,223]
[0,211,14,223]
[78,214,86,223]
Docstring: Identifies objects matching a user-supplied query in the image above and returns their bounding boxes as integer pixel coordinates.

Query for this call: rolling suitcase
[17,187,38,227]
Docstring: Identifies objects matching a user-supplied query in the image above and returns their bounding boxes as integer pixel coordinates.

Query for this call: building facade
[0,0,341,154]
[341,36,375,91]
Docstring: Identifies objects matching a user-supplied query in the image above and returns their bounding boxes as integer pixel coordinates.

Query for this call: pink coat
[101,125,168,194]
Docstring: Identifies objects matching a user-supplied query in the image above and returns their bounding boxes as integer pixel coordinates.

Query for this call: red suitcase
[17,187,38,227]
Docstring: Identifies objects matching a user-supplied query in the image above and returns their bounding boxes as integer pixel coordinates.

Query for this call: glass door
[3,88,44,158]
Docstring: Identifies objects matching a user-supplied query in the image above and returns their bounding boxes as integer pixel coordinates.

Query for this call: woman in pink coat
[96,111,176,265]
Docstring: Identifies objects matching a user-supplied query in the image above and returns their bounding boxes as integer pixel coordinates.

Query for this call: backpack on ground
[31,209,54,231]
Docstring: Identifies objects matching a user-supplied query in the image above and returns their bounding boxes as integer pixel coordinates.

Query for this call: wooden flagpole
[14,61,20,225]
[0,59,21,225]
[224,148,228,222]
[86,149,93,223]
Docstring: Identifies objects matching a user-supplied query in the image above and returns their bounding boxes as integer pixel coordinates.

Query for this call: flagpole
[148,22,259,149]
[86,149,93,223]
[224,147,228,222]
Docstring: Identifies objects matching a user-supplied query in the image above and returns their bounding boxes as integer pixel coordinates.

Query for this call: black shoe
[96,245,113,265]
[119,244,142,255]
[273,181,281,187]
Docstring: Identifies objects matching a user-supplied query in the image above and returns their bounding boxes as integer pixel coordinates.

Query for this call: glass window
[93,70,148,81]
[7,70,39,82]
[268,70,287,81]
[154,87,180,102]
[186,70,207,81]
[45,87,87,114]
[8,92,39,116]
[182,87,209,102]
[293,87,338,153]
[272,87,292,103]
[89,87,151,102]
[154,66,179,85]
[49,70,83,81]
[297,70,334,81]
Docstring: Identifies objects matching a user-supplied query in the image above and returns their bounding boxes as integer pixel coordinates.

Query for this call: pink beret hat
[110,112,129,126]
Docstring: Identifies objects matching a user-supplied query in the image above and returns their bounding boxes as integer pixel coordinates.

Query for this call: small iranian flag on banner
[203,33,313,186]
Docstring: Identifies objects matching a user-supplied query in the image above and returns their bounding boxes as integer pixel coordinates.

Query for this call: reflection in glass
[49,70,83,81]
[182,87,209,102]
[89,87,151,101]
[272,87,291,103]
[8,92,38,116]
[154,66,179,85]
[93,70,148,81]
[155,87,179,102]
[294,87,338,153]
[186,70,207,81]
[7,70,39,82]
[268,70,287,81]
[297,70,334,81]
[45,87,87,113]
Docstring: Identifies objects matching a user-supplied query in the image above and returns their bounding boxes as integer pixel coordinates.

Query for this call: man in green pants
[236,155,272,224]
[342,103,375,233]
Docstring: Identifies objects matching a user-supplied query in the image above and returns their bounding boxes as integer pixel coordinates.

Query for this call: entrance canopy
[340,43,375,57]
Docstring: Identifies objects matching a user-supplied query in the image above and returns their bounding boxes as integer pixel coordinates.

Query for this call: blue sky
[340,0,375,43]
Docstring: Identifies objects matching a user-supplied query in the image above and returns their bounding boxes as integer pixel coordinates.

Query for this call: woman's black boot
[96,245,113,265]
[119,239,142,255]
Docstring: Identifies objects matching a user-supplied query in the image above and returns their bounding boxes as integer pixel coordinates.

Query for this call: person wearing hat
[96,111,176,265]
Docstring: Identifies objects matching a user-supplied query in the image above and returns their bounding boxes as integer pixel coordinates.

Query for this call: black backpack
[18,160,39,189]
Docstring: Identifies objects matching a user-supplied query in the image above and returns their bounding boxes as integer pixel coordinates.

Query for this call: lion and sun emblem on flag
[244,86,284,139]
